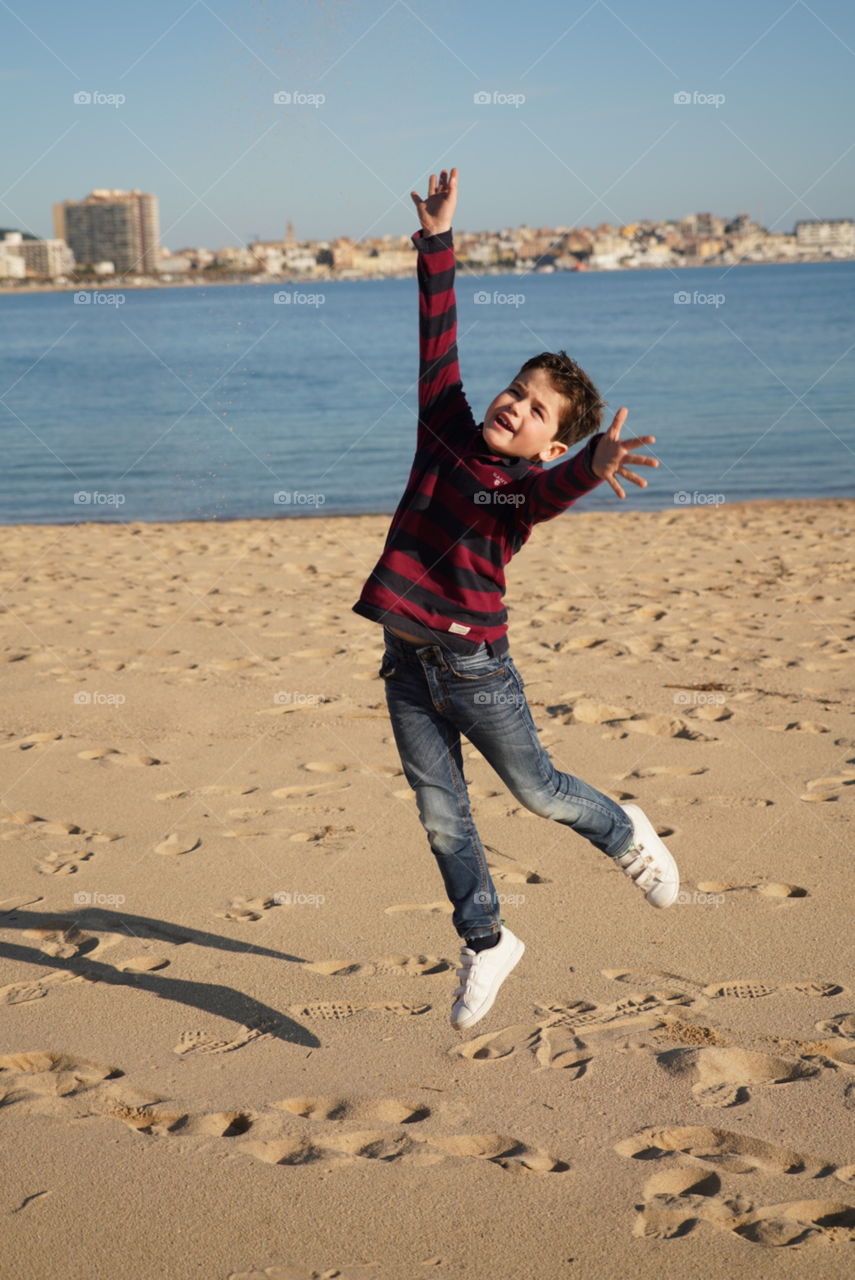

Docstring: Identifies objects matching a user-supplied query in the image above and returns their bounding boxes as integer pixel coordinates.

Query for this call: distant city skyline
[2,0,853,249]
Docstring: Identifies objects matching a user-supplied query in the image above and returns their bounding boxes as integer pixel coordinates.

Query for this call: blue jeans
[379,628,635,942]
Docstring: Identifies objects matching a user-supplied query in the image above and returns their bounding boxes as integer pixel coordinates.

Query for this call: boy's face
[481,368,569,462]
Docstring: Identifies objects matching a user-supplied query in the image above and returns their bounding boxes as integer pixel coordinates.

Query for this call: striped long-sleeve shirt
[352,227,604,652]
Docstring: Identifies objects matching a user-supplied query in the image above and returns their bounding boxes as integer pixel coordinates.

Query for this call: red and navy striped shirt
[353,228,604,652]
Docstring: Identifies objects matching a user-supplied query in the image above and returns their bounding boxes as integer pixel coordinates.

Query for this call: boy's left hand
[591,407,658,499]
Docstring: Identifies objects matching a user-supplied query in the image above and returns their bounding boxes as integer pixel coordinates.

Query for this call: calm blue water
[1,262,853,524]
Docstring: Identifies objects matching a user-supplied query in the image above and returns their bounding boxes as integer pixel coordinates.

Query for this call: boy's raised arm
[409,168,473,438]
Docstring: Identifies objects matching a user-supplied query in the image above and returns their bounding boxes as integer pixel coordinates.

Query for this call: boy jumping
[353,167,679,1032]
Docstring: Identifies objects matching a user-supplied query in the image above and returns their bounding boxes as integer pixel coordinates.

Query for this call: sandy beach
[1,497,854,1280]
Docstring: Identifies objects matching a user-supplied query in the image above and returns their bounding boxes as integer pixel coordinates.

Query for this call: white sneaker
[450,928,525,1031]
[615,804,680,908]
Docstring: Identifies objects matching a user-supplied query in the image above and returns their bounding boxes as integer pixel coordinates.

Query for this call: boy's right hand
[410,167,458,236]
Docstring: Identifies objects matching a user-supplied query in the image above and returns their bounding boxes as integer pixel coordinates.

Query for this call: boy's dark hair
[517,350,605,446]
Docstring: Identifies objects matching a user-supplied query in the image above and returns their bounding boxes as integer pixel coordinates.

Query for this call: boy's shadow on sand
[0,904,321,1049]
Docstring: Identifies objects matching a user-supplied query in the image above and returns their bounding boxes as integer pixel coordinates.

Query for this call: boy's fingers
[607,406,629,437]
[609,476,626,499]
[621,452,658,467]
[622,434,655,449]
[619,467,647,488]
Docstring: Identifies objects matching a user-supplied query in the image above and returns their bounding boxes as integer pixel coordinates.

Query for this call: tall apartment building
[53,189,160,274]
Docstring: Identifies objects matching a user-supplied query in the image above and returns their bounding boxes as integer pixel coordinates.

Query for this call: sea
[1,261,853,525]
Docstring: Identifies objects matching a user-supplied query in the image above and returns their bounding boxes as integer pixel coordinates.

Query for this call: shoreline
[0,255,851,297]
[2,494,853,533]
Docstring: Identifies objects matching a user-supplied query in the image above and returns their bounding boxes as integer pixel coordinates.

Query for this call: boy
[353,167,679,1032]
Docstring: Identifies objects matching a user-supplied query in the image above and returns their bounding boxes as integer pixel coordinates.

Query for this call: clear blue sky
[2,0,853,250]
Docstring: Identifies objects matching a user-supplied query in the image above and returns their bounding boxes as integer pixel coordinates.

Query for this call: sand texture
[1,498,854,1280]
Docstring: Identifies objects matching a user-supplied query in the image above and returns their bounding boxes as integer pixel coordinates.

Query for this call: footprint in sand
[618,766,709,780]
[451,993,695,1073]
[695,879,808,900]
[0,731,64,752]
[483,844,551,885]
[174,1017,278,1055]
[385,902,453,916]
[300,761,349,774]
[284,1001,431,1020]
[800,771,855,803]
[34,846,94,876]
[605,971,842,1001]
[767,721,829,734]
[215,896,278,923]
[3,1056,568,1177]
[7,814,120,848]
[276,1095,430,1124]
[153,831,201,856]
[77,747,160,766]
[304,955,452,977]
[21,924,99,959]
[616,1125,855,1246]
[156,784,258,800]
[621,716,714,742]
[272,781,351,800]
[654,1045,822,1108]
[701,979,844,1000]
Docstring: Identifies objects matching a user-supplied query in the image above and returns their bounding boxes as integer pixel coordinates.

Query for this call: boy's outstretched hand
[591,408,659,499]
[411,167,458,236]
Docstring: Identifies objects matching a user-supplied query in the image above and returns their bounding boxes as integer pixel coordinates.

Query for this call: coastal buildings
[52,189,161,275]
[0,231,74,279]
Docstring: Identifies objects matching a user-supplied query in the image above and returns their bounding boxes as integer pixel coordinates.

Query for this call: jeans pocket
[446,655,507,682]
